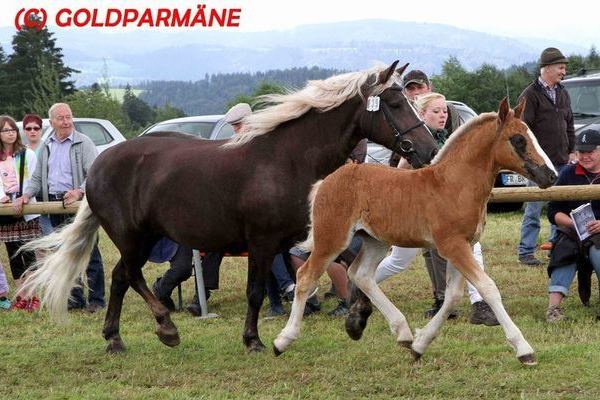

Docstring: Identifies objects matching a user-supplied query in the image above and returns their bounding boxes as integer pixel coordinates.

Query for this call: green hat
[539,47,568,67]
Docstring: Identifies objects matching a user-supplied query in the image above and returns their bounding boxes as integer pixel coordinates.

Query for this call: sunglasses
[25,126,41,131]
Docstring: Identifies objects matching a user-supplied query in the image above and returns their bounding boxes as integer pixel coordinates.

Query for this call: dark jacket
[547,163,600,304]
[518,79,574,166]
[547,163,600,225]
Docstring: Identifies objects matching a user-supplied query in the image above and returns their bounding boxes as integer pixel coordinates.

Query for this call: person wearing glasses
[0,115,41,311]
[15,103,106,313]
[22,114,53,236]
[22,114,44,155]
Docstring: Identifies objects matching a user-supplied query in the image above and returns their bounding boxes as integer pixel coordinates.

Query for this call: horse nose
[430,148,438,160]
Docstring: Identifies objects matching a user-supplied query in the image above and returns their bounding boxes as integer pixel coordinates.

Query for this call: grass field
[1,211,599,399]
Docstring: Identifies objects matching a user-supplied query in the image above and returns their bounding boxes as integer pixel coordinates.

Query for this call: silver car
[140,115,235,140]
[19,118,126,153]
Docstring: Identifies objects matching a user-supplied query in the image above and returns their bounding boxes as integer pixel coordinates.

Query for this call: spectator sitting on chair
[546,128,600,322]
[151,239,218,312]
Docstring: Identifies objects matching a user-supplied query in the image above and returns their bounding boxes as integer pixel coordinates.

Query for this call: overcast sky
[1,0,597,48]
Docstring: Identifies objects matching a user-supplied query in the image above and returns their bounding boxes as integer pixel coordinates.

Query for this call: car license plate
[501,173,527,186]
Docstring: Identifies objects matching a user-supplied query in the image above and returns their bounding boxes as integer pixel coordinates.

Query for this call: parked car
[140,115,235,140]
[18,118,126,153]
[562,70,600,133]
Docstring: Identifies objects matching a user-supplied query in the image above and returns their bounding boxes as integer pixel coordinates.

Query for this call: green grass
[1,212,599,399]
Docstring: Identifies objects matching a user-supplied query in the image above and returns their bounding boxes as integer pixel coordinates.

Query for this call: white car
[140,115,235,140]
[18,118,126,153]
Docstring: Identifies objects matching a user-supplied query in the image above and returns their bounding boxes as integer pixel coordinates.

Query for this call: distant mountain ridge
[0,19,587,86]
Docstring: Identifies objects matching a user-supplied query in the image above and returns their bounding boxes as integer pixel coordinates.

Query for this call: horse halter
[367,94,425,155]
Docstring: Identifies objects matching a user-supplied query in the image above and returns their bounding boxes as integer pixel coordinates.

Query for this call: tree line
[0,25,184,138]
[1,23,598,138]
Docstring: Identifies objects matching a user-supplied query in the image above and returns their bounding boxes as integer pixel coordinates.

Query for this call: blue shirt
[47,132,74,194]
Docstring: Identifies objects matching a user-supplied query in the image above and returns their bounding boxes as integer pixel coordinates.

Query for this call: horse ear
[497,97,510,126]
[379,60,400,84]
[514,97,526,119]
[396,63,409,76]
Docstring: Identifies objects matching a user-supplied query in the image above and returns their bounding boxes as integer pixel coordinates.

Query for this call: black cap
[576,129,600,152]
[539,47,568,67]
[402,70,430,88]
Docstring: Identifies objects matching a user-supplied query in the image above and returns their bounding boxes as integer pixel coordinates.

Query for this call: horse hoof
[398,340,413,349]
[273,344,283,357]
[410,349,423,362]
[157,328,180,347]
[246,340,266,353]
[345,314,366,341]
[518,354,537,366]
[105,340,126,354]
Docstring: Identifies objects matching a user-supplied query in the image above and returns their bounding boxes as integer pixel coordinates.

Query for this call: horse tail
[20,198,100,321]
[296,179,324,252]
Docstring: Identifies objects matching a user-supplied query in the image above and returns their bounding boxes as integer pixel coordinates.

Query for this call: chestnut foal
[274,98,557,365]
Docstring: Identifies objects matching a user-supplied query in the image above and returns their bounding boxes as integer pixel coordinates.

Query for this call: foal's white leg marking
[349,237,414,344]
[526,127,557,173]
[412,262,465,355]
[273,255,332,354]
[432,242,535,362]
[468,269,535,360]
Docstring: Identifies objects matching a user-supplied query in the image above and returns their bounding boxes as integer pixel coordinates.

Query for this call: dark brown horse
[22,61,438,353]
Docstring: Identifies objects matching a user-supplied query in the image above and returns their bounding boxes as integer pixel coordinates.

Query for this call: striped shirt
[538,76,557,104]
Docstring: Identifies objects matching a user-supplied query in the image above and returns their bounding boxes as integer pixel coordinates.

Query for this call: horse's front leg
[423,240,536,365]
[459,263,536,365]
[411,259,465,359]
[243,245,275,353]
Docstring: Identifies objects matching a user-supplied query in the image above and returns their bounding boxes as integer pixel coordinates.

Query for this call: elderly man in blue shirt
[15,102,105,313]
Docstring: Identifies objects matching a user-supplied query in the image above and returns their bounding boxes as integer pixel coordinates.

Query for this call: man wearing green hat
[517,47,575,266]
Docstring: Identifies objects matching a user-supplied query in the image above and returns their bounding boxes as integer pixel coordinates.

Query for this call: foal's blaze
[274,97,555,365]
[496,97,557,188]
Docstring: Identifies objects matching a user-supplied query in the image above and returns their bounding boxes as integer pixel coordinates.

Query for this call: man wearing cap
[224,103,251,134]
[517,47,575,266]
[545,128,600,322]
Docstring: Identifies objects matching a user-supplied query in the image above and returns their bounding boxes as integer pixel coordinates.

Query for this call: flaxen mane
[225,64,401,147]
[431,112,497,164]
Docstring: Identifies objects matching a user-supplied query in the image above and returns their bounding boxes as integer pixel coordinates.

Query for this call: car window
[146,122,216,139]
[455,108,476,125]
[564,80,600,116]
[73,122,113,145]
[214,123,235,140]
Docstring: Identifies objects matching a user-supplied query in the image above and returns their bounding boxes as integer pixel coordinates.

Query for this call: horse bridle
[380,101,425,155]
[367,92,426,156]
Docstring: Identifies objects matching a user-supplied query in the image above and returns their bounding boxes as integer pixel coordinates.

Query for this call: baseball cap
[575,129,600,152]
[402,70,430,88]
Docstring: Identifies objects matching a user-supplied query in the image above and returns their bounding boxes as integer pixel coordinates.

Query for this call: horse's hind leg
[345,283,373,340]
[273,250,338,355]
[127,261,180,348]
[103,259,129,353]
[347,235,413,347]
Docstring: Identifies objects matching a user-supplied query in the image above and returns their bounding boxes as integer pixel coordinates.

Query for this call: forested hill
[138,66,342,115]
